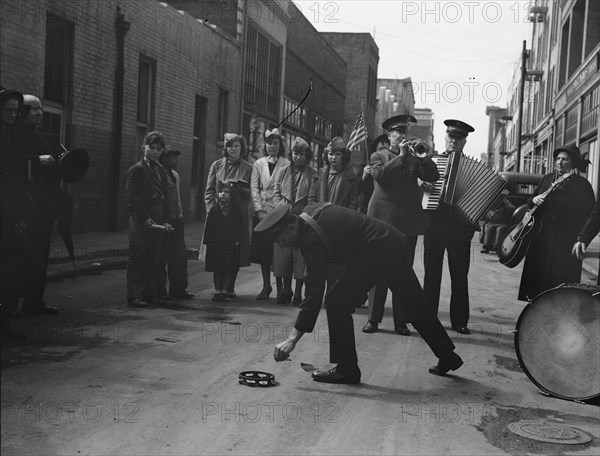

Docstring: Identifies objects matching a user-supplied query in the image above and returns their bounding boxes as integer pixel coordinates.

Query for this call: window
[192,96,207,188]
[43,14,73,145]
[558,19,570,89]
[244,24,282,115]
[568,0,585,79]
[137,56,156,126]
[217,88,229,139]
[586,0,600,58]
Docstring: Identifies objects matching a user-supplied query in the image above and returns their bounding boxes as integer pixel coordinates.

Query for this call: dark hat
[0,86,24,105]
[291,137,310,153]
[370,134,390,154]
[326,136,347,153]
[553,144,590,172]
[216,180,233,193]
[382,114,417,133]
[162,145,181,157]
[254,204,295,244]
[444,119,475,138]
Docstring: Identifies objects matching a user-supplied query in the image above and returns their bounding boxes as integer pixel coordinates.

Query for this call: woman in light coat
[250,129,290,299]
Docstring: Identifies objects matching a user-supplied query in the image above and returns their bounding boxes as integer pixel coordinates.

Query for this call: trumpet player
[362,115,439,337]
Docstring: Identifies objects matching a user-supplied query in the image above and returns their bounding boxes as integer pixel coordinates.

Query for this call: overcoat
[273,164,315,214]
[367,149,439,236]
[251,156,290,214]
[203,157,253,267]
[518,172,595,301]
[308,166,358,209]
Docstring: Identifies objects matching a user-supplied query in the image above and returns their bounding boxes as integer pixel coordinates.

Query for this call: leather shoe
[256,285,272,300]
[225,291,236,300]
[452,325,471,335]
[429,353,464,376]
[128,298,149,308]
[312,364,361,384]
[395,324,411,336]
[362,321,378,333]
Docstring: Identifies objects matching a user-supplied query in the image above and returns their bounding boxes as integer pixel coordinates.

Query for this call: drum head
[58,148,89,183]
[515,284,600,400]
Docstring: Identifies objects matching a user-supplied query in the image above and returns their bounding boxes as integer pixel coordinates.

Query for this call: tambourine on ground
[513,283,600,402]
[238,371,276,387]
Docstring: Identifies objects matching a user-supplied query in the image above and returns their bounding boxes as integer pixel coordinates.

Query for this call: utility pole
[516,40,528,173]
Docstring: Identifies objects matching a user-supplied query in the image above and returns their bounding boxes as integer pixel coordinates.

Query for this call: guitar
[498,170,575,268]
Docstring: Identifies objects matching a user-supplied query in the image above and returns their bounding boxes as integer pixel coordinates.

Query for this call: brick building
[376,78,415,136]
[412,107,435,154]
[320,32,379,167]
[1,0,243,230]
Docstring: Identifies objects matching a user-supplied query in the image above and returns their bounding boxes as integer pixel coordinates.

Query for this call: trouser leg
[423,235,445,316]
[447,239,471,328]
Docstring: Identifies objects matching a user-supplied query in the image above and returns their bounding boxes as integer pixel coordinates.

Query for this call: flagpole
[361,99,370,165]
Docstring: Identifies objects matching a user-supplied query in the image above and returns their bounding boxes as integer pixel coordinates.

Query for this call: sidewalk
[46,221,205,281]
[47,221,598,283]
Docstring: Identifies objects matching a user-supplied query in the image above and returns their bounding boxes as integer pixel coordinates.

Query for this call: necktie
[150,161,163,198]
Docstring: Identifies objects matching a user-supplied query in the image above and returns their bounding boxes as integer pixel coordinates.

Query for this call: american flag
[346,111,367,151]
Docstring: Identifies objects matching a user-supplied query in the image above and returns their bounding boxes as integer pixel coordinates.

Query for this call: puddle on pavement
[493,355,521,372]
[476,404,599,455]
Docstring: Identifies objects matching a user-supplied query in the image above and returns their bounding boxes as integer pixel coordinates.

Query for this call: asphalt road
[1,245,599,455]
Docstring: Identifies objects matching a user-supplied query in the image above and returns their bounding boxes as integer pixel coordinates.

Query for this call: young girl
[203,181,244,301]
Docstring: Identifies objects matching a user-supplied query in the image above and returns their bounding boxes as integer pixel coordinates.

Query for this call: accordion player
[422,151,509,229]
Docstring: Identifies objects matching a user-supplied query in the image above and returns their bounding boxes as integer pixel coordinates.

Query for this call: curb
[47,256,128,282]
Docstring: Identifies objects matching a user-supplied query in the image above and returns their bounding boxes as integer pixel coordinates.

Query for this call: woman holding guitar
[517,145,595,301]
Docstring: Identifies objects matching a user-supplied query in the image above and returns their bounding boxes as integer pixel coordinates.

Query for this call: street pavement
[1,223,599,456]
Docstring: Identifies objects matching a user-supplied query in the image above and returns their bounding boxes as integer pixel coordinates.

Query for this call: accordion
[422,152,509,228]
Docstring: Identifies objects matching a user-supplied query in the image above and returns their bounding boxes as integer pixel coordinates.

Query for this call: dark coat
[367,149,439,236]
[273,164,314,214]
[203,203,244,272]
[518,173,596,301]
[308,166,358,210]
[125,159,169,225]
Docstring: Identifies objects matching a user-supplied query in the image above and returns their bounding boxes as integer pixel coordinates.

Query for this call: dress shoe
[128,298,149,308]
[452,325,471,335]
[277,288,293,304]
[225,291,236,300]
[292,293,303,306]
[395,324,411,336]
[361,321,378,333]
[23,305,59,315]
[256,285,272,300]
[171,292,195,300]
[429,352,464,376]
[312,364,361,384]
[212,292,226,302]
[480,247,490,254]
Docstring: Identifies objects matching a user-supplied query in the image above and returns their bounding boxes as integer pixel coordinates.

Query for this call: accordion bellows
[423,152,509,228]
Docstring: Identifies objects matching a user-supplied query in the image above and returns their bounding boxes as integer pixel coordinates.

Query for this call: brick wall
[1,0,242,231]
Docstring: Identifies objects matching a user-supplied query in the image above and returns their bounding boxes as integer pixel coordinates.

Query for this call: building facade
[503,0,599,199]
[2,0,243,230]
[412,107,435,154]
[375,78,415,136]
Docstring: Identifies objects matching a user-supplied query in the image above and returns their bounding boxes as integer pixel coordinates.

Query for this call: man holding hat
[363,114,439,336]
[158,146,194,300]
[422,119,475,335]
[260,203,463,384]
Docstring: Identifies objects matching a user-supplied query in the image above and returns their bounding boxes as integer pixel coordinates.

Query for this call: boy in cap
[422,119,475,334]
[125,131,173,308]
[259,203,463,384]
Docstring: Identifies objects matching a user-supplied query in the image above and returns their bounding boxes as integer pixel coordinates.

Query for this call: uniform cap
[382,114,417,133]
[254,204,294,244]
[326,136,347,152]
[444,119,475,138]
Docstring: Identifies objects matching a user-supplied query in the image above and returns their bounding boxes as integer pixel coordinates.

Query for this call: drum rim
[514,285,600,401]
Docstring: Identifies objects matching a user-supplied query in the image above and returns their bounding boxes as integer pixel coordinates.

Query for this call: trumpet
[408,141,430,159]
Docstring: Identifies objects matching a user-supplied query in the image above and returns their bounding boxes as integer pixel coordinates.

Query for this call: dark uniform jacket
[368,148,439,236]
[126,159,170,225]
[294,203,406,333]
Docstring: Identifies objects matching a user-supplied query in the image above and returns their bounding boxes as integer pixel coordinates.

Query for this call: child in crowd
[203,181,244,301]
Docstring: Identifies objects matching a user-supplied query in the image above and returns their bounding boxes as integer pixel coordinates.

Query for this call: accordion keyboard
[422,155,449,210]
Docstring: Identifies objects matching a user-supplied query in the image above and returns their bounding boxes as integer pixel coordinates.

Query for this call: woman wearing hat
[309,136,358,209]
[250,128,290,300]
[203,134,253,298]
[272,137,315,304]
[518,145,595,301]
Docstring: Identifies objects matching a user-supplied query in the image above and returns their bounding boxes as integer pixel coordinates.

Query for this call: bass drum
[514,283,600,401]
